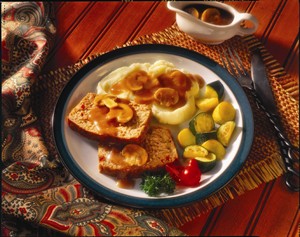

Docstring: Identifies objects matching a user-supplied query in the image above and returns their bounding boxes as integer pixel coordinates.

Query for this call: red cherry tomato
[166,159,201,187]
[180,159,201,186]
[165,160,182,183]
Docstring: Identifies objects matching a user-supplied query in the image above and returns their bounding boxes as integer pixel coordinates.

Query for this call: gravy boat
[167,1,259,44]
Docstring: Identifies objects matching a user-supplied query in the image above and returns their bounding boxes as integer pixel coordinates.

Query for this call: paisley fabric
[1,2,186,236]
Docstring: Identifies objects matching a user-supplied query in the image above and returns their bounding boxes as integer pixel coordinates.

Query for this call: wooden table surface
[44,1,299,236]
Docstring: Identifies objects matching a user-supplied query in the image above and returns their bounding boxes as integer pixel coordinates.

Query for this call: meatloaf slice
[67,93,152,144]
[98,126,178,179]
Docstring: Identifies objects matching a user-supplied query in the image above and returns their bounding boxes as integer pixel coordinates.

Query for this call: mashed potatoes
[97,60,204,125]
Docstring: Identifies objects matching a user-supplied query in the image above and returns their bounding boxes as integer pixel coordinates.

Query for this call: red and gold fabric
[1,2,185,236]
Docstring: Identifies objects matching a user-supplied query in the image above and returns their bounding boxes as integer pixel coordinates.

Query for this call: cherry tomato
[165,160,182,183]
[166,159,201,187]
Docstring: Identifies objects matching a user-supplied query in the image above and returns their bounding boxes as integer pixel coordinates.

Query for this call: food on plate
[97,60,205,125]
[212,101,236,125]
[66,58,240,196]
[217,121,236,147]
[205,81,224,100]
[204,83,219,98]
[194,153,217,173]
[67,93,152,144]
[195,80,224,112]
[140,172,176,197]
[196,97,219,112]
[176,81,237,172]
[201,139,226,160]
[195,130,217,144]
[98,126,178,179]
[166,159,201,187]
[189,112,215,134]
[177,127,196,147]
[183,145,208,158]
[182,145,217,172]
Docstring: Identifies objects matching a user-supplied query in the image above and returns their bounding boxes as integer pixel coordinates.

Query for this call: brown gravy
[116,179,135,189]
[88,96,133,136]
[183,4,234,25]
[109,69,204,109]
[107,147,129,167]
[88,105,118,135]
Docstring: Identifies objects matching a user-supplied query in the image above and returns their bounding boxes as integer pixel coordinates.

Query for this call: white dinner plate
[52,44,254,208]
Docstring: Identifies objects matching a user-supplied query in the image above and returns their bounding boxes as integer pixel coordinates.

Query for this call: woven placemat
[32,24,299,228]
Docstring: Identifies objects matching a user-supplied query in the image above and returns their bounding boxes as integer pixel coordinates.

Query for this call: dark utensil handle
[277,137,299,192]
[250,89,299,192]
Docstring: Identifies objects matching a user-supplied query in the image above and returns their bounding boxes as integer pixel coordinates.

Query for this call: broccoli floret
[140,172,176,196]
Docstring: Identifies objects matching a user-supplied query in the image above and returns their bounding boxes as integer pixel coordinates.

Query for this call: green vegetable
[177,128,196,147]
[196,97,219,112]
[202,139,226,160]
[207,81,224,100]
[217,121,236,146]
[183,145,209,158]
[189,112,215,135]
[194,152,217,173]
[140,172,176,196]
[204,85,218,98]
[212,101,236,125]
[195,130,217,145]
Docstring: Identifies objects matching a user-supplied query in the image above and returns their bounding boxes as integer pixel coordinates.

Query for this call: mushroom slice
[121,144,148,166]
[106,103,134,124]
[201,8,222,24]
[185,7,200,18]
[154,88,179,107]
[124,70,150,91]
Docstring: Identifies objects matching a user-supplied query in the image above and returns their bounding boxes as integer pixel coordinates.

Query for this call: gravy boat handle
[236,13,259,35]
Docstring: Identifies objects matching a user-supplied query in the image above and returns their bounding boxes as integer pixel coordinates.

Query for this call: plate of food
[52,44,254,208]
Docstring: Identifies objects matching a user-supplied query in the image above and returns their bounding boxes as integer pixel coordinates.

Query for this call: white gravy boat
[167,1,259,44]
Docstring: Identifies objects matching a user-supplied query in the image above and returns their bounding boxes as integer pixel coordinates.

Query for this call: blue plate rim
[52,44,254,208]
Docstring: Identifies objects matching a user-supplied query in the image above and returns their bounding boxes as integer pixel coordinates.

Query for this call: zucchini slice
[196,97,219,112]
[195,130,217,145]
[177,128,196,147]
[207,81,224,100]
[183,145,209,158]
[204,85,218,98]
[217,121,236,147]
[189,112,215,135]
[212,101,236,125]
[194,152,217,172]
[201,139,226,160]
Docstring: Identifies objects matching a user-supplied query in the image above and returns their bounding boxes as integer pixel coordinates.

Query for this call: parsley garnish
[140,172,176,196]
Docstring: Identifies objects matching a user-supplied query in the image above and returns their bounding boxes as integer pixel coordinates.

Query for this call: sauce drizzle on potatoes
[97,60,205,125]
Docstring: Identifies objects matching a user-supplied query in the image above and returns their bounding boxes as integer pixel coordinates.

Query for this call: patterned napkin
[1,2,185,236]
